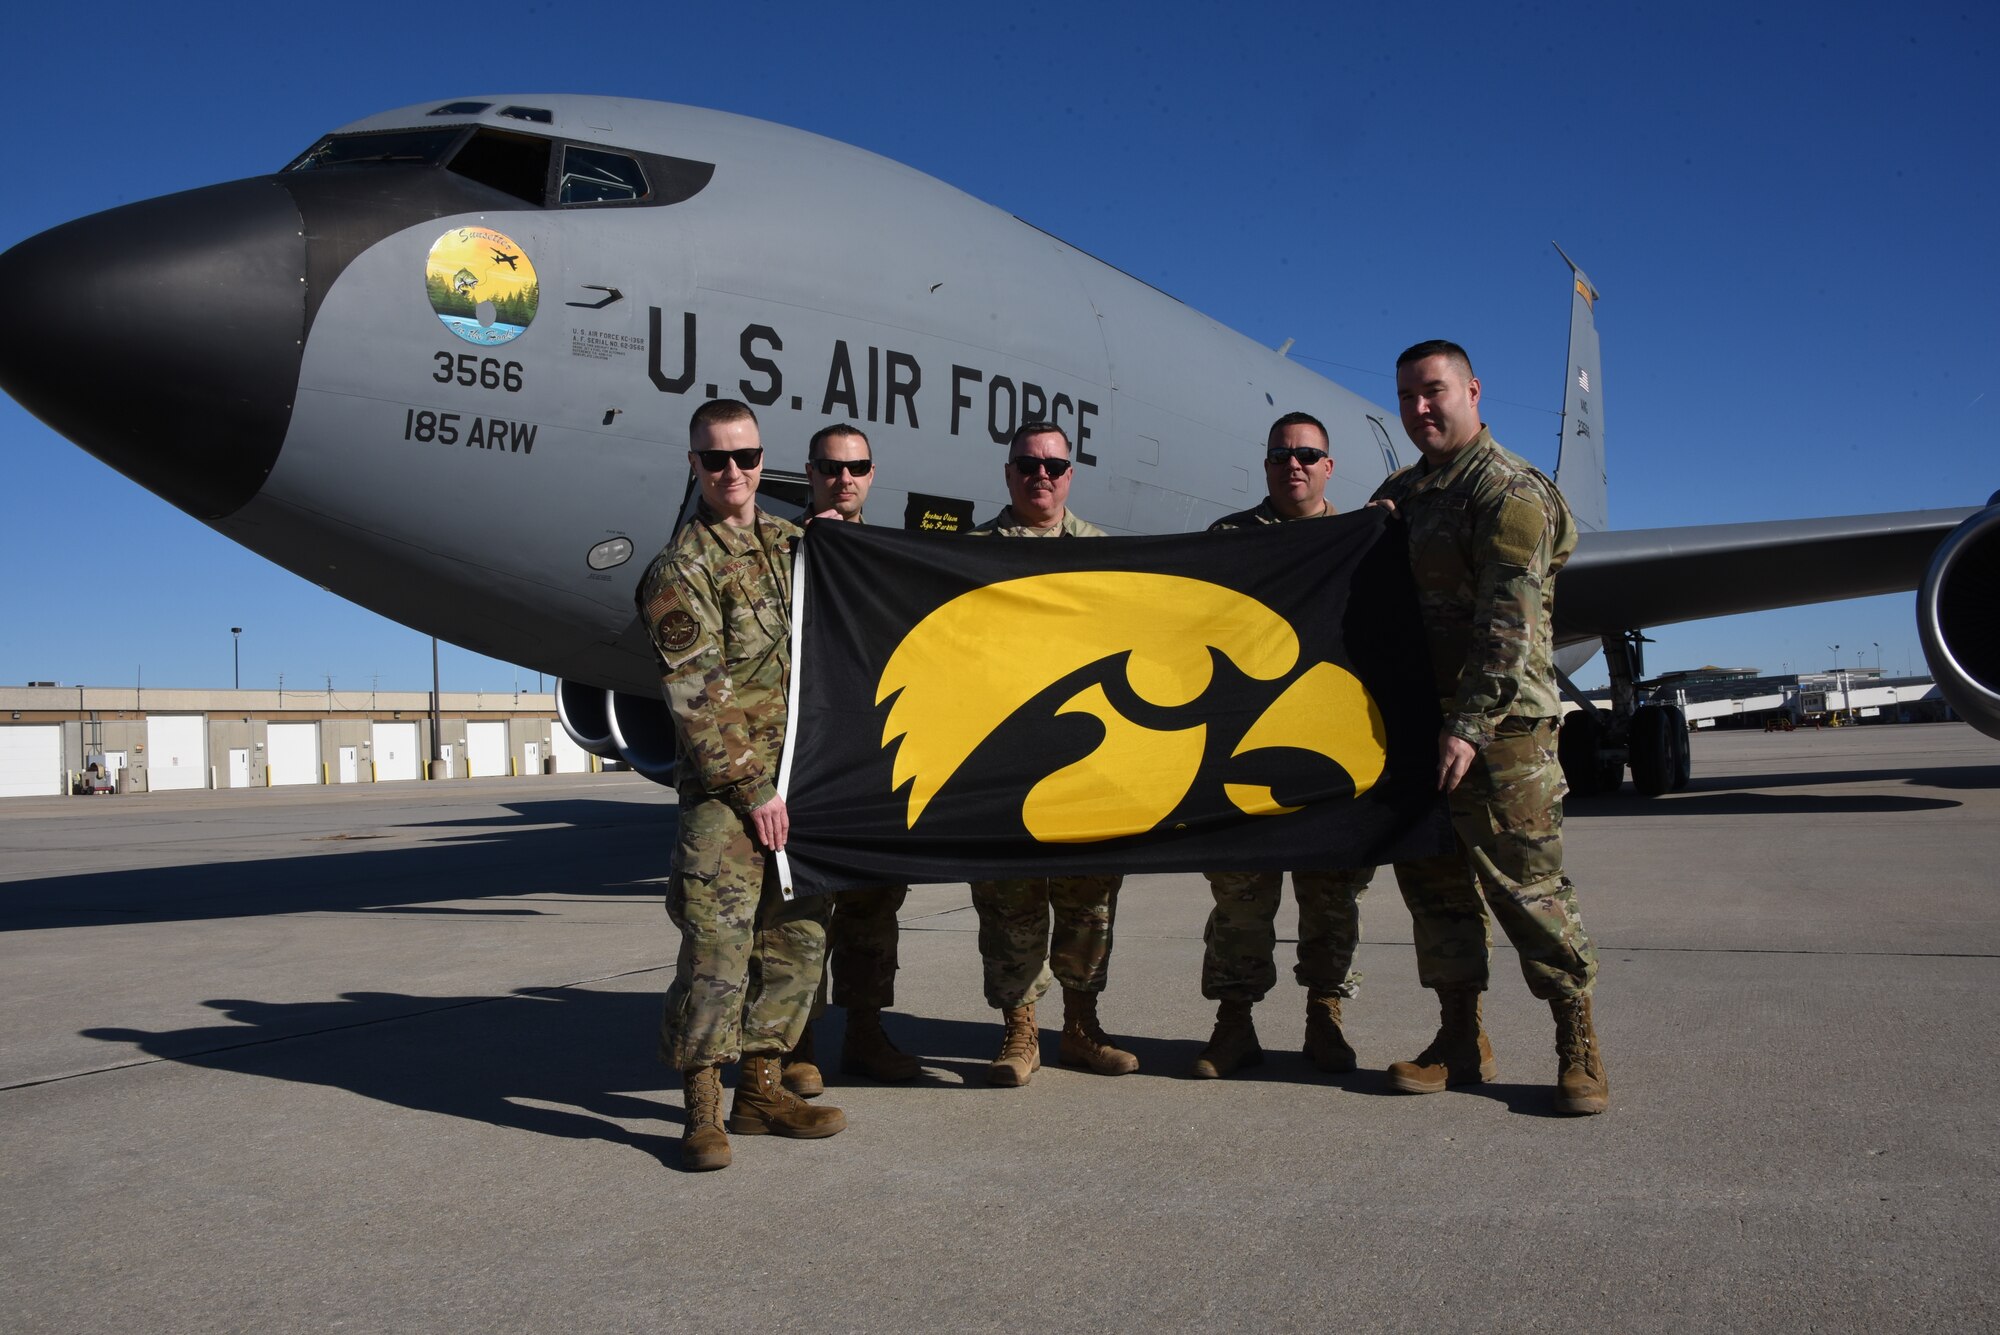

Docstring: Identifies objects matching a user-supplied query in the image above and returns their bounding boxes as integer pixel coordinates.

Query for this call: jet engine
[557,679,679,784]
[1917,498,2000,740]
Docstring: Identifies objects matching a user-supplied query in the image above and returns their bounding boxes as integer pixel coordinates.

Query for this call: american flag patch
[1577,368,1591,393]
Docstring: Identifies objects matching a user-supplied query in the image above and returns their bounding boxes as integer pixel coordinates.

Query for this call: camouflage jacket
[1369,429,1576,749]
[1208,496,1334,531]
[635,503,801,814]
[969,505,1106,538]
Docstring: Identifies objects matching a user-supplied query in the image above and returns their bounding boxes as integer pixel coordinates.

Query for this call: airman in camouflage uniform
[965,421,1138,1087]
[638,399,846,1170]
[781,424,922,1094]
[1370,341,1607,1115]
[1194,412,1376,1079]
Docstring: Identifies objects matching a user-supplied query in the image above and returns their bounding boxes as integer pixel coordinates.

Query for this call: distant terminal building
[0,683,613,799]
[1601,666,1951,731]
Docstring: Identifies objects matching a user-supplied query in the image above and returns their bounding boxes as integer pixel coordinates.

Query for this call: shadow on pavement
[77,991,1397,1172]
[83,985,685,1163]
[3,799,675,932]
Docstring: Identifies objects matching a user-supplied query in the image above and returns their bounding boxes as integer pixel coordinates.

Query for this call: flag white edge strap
[773,531,812,900]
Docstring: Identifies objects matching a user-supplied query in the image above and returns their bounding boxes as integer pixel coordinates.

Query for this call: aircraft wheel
[1630,704,1675,797]
[1665,705,1692,791]
[1559,708,1612,798]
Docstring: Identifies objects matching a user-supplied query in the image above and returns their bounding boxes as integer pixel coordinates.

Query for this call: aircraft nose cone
[0,178,305,520]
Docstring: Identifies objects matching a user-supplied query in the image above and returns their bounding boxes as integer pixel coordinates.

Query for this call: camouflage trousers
[806,884,909,1016]
[659,795,828,1070]
[1201,868,1374,1002]
[1392,717,1597,1000]
[969,876,1122,1010]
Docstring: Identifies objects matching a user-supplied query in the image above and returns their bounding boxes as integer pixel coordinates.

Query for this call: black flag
[778,510,1451,895]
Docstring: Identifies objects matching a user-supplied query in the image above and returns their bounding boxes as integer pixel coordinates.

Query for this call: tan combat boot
[1386,985,1498,1094]
[985,1003,1041,1087]
[1551,993,1609,1115]
[781,1020,824,1098]
[1191,999,1262,1078]
[840,1008,921,1082]
[1057,987,1140,1075]
[727,1054,848,1137]
[681,1065,732,1171]
[1303,991,1358,1073]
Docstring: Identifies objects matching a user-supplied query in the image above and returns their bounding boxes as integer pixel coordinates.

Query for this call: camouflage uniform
[965,504,1123,1010]
[1369,428,1596,1000]
[636,503,828,1069]
[1201,498,1373,1002]
[826,887,908,1010]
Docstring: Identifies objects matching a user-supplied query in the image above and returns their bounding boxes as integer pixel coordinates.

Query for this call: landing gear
[1556,630,1691,799]
[1629,703,1690,796]
[1559,707,1625,797]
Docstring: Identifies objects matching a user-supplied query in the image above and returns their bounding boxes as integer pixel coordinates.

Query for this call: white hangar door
[0,726,63,797]
[267,723,319,786]
[466,721,508,778]
[371,722,420,782]
[146,715,207,791]
[549,726,587,774]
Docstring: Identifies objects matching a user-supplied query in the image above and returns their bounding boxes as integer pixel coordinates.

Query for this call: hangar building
[0,684,605,799]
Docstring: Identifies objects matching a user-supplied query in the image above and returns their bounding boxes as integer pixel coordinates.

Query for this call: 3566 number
[433,351,524,392]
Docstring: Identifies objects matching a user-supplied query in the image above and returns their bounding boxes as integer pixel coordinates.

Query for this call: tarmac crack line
[0,961,674,1095]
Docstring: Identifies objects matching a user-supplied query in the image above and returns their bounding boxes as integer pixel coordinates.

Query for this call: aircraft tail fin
[1552,243,1608,533]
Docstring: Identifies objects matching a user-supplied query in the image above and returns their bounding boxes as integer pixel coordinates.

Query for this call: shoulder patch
[1492,493,1546,567]
[645,585,704,658]
[660,609,700,654]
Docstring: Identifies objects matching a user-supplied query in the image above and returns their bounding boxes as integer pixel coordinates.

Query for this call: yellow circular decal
[424,227,539,346]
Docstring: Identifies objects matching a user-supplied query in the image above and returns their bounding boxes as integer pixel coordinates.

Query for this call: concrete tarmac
[3,724,1996,1333]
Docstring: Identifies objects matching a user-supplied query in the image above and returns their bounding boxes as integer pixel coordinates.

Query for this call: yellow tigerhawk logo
[876,572,1387,843]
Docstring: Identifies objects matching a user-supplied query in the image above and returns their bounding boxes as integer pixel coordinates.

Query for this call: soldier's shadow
[79,990,1041,1171]
[83,986,699,1169]
[1336,1066,1572,1117]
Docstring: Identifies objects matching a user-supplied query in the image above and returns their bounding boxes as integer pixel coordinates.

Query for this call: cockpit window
[446,128,552,205]
[559,145,649,205]
[428,101,492,116]
[284,124,715,211]
[288,128,464,172]
[498,105,554,125]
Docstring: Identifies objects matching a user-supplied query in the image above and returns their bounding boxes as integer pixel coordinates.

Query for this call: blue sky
[2,2,1993,691]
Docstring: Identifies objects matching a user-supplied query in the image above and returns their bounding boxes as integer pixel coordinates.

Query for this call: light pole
[231,627,242,690]
[1873,641,1881,673]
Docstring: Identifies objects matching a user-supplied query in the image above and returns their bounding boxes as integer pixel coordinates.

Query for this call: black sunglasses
[694,447,764,473]
[1009,456,1073,478]
[809,457,874,477]
[1266,446,1329,466]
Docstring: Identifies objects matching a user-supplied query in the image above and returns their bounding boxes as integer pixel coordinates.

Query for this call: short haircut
[1009,420,1071,454]
[808,423,870,458]
[1395,340,1475,380]
[689,398,757,441]
[1267,411,1328,448]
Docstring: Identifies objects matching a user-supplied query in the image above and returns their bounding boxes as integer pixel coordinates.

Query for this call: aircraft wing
[1555,507,1981,642]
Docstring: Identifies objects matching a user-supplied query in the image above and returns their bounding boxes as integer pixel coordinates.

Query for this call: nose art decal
[425,227,539,346]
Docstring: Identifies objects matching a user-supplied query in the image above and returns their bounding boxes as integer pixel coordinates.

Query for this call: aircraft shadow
[2,799,675,933]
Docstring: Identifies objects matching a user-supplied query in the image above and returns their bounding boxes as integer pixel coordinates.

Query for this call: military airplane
[0,94,1992,796]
